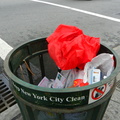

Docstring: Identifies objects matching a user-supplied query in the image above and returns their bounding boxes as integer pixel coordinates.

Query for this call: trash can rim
[4,38,120,93]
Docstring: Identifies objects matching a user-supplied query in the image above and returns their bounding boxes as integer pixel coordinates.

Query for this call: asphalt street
[0,0,120,48]
[0,0,120,66]
[0,0,120,120]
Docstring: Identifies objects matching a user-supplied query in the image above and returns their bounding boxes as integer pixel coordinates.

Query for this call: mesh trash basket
[4,38,120,120]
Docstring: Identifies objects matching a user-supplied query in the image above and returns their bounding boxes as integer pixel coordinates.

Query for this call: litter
[46,24,100,70]
[88,68,101,84]
[72,79,89,87]
[83,53,114,84]
[38,77,54,88]
[38,53,114,88]
[52,72,66,88]
[37,25,114,88]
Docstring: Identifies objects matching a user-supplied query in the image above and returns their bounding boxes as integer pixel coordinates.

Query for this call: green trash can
[4,38,120,120]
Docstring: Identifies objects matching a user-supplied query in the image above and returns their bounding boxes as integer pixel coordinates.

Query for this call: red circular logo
[91,84,107,100]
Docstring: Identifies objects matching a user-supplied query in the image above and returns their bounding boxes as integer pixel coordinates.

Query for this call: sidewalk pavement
[0,46,120,120]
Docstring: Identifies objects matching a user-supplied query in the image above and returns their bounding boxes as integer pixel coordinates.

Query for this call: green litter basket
[4,38,120,120]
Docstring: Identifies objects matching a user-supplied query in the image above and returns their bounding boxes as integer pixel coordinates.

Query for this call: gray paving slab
[103,86,120,120]
[103,100,120,120]
[102,46,120,120]
[0,104,22,120]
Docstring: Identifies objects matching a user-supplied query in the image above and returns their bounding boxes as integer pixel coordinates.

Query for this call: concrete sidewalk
[1,46,120,120]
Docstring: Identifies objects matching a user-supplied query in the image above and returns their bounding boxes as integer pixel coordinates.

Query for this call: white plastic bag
[84,53,114,84]
[61,69,84,88]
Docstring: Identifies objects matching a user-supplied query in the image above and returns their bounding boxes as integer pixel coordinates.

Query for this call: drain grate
[0,73,16,113]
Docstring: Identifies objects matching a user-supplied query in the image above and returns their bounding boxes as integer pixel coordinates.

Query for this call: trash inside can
[4,38,120,120]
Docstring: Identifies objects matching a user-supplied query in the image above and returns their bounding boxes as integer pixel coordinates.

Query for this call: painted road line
[31,0,120,23]
[0,38,13,60]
